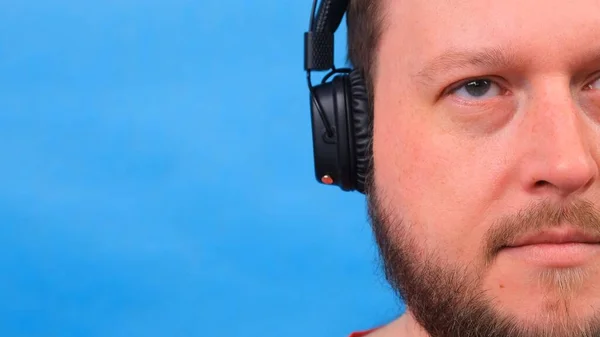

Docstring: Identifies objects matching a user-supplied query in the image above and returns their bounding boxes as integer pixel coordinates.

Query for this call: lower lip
[500,243,600,267]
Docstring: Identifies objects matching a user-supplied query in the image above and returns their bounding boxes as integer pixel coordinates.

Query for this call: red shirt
[349,328,377,337]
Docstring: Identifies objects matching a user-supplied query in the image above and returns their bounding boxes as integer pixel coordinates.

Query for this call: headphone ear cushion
[347,70,372,194]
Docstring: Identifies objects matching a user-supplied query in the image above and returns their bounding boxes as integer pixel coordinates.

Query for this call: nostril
[534,180,550,188]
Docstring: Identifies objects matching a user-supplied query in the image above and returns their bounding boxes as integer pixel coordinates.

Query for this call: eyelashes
[447,79,506,100]
[444,72,600,103]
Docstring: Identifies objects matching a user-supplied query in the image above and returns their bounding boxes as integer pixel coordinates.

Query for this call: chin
[485,262,600,322]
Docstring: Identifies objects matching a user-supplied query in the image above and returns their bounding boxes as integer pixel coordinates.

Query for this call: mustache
[484,199,600,265]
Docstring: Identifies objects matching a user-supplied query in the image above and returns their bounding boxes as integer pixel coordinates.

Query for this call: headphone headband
[304,0,349,71]
[313,0,348,33]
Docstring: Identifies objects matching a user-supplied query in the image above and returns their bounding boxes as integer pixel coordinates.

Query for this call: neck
[378,310,430,337]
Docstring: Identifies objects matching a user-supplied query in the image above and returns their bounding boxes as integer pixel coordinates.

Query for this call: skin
[365,0,600,336]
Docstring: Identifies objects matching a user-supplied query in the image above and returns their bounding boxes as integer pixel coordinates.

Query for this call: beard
[367,182,600,337]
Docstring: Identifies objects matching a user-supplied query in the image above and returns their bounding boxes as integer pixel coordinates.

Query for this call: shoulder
[348,329,378,337]
[348,315,412,337]
[348,326,398,337]
[349,328,408,337]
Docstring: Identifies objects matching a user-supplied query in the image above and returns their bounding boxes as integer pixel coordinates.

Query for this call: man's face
[371,0,600,336]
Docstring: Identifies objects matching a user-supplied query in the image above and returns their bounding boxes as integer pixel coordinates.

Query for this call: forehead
[378,0,600,72]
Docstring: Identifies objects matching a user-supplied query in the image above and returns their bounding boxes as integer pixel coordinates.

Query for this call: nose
[519,90,599,198]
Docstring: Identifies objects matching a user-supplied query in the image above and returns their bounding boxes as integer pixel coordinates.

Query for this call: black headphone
[304,0,372,194]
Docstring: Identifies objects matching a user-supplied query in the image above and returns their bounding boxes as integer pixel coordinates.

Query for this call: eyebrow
[414,47,519,83]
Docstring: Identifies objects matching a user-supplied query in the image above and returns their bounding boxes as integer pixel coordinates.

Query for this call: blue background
[0,1,401,336]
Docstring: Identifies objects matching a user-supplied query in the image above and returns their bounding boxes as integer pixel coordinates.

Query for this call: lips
[507,227,600,248]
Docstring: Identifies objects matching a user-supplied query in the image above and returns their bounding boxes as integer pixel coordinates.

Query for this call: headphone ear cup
[347,70,372,194]
[309,76,354,191]
[308,70,371,193]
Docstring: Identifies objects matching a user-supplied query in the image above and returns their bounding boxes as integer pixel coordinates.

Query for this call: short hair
[347,0,384,106]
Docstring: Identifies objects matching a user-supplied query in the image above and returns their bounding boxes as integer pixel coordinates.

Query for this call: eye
[449,79,504,100]
[585,76,600,90]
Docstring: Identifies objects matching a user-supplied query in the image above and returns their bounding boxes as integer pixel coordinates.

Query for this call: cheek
[373,101,506,256]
